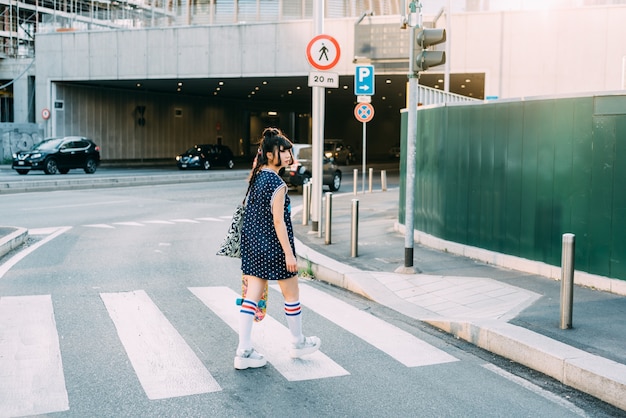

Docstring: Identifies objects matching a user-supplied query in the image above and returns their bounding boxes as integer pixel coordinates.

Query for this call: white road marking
[170,219,200,223]
[195,217,224,222]
[0,226,71,279]
[293,283,459,367]
[0,295,69,417]
[143,220,176,224]
[112,222,145,227]
[482,364,588,417]
[100,290,221,399]
[83,224,115,228]
[189,286,350,381]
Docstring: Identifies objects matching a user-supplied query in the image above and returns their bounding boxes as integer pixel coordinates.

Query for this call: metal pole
[560,233,575,330]
[381,170,387,191]
[353,168,358,195]
[404,27,419,269]
[311,0,324,237]
[361,122,367,194]
[302,182,310,225]
[324,192,332,245]
[368,167,373,193]
[351,199,359,257]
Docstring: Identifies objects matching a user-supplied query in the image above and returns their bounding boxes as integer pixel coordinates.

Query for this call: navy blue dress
[241,168,296,280]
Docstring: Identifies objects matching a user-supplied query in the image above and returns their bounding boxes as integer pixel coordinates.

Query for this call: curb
[0,227,28,258]
[295,237,626,411]
[0,171,247,194]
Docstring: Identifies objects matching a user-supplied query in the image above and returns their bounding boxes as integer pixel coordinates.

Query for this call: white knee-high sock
[284,300,303,343]
[237,299,257,352]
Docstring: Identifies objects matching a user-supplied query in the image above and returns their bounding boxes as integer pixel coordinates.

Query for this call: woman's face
[268,146,293,168]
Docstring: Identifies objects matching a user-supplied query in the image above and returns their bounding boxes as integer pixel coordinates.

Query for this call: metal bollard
[302,182,310,225]
[381,170,387,191]
[560,233,575,329]
[324,192,332,245]
[368,168,373,193]
[353,169,358,195]
[351,199,359,257]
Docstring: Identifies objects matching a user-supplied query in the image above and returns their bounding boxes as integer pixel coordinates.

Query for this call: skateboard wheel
[258,300,266,308]
[235,298,243,306]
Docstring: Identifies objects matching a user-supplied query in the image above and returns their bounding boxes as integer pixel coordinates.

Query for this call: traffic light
[412,27,446,72]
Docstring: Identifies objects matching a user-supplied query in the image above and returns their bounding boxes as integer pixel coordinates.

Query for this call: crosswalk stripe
[0,295,69,417]
[100,290,221,399]
[189,286,350,381]
[293,283,459,367]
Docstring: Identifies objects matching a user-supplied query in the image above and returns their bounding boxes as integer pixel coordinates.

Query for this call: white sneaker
[234,348,267,370]
[290,336,321,358]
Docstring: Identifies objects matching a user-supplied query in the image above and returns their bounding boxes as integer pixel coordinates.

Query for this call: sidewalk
[292,187,626,412]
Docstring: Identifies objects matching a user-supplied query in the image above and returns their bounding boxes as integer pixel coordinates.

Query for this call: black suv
[176,144,235,170]
[12,136,101,175]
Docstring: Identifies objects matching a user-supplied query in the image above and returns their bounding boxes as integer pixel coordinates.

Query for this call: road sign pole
[311,0,324,236]
[361,122,366,194]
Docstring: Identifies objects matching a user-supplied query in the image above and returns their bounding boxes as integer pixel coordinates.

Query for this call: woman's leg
[277,275,302,343]
[278,275,321,358]
[237,275,267,352]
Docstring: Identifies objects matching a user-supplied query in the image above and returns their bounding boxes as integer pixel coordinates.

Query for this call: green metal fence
[400,94,626,281]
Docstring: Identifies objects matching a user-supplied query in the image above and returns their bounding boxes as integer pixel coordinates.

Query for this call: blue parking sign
[355,65,375,96]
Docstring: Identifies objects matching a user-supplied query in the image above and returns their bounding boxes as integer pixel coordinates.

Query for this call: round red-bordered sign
[41,108,51,120]
[306,34,341,71]
[354,102,374,123]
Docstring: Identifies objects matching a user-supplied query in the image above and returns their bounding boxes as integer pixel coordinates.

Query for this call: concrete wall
[449,5,626,99]
[0,123,45,162]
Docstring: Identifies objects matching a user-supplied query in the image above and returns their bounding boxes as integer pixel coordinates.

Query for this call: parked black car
[176,144,235,170]
[281,143,341,192]
[12,136,101,175]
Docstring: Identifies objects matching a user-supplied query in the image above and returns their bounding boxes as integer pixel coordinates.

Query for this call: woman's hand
[285,253,298,273]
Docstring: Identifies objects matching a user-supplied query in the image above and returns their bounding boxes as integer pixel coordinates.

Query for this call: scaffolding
[0,0,403,58]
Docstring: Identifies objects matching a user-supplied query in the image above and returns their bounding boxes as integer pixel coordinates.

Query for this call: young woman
[235,127,321,370]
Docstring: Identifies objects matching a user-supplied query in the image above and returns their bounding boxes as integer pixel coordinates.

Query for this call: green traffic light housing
[412,27,447,72]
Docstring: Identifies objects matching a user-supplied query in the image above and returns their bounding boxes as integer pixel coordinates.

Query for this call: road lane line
[190,286,349,381]
[293,283,459,367]
[0,295,69,417]
[0,226,71,279]
[100,290,221,399]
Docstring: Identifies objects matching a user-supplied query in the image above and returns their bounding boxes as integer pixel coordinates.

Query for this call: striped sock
[284,301,303,343]
[238,299,257,351]
[240,299,257,316]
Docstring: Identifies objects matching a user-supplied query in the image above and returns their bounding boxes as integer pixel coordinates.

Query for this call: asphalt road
[0,168,615,417]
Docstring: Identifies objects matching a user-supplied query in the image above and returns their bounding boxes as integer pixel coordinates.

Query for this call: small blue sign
[355,65,375,96]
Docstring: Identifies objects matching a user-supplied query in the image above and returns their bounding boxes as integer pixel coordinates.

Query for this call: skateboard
[236,275,268,322]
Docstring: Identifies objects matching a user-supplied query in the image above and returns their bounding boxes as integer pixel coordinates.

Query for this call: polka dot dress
[241,168,296,280]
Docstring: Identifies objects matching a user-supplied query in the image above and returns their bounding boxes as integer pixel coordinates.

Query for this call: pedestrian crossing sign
[306,34,341,71]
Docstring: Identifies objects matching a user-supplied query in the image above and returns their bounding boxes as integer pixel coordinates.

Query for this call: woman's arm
[272,186,298,273]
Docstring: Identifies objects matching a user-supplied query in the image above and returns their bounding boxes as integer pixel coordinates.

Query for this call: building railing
[417,84,478,107]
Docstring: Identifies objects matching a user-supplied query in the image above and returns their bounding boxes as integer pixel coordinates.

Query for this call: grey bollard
[353,168,358,195]
[351,199,359,257]
[302,182,310,226]
[381,170,387,191]
[368,168,373,193]
[560,233,575,329]
[324,192,332,245]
